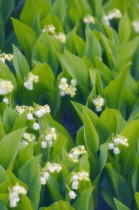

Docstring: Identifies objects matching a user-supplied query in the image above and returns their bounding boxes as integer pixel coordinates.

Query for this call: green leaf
[12,18,37,60]
[47,176,64,202]
[73,187,94,210]
[40,200,75,210]
[20,0,50,25]
[83,109,99,157]
[85,27,101,62]
[0,116,5,141]
[41,14,64,32]
[0,200,8,210]
[71,102,110,144]
[118,13,131,44]
[135,192,139,209]
[0,127,26,169]
[100,108,121,133]
[17,156,41,210]
[114,198,130,210]
[60,49,89,88]
[0,166,7,185]
[104,70,128,109]
[1,0,15,23]
[32,33,59,75]
[13,45,30,79]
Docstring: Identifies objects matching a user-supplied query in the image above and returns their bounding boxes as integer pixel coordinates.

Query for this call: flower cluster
[59,78,77,97]
[0,52,13,63]
[22,132,36,145]
[34,105,50,117]
[42,24,55,34]
[0,79,13,95]
[16,104,50,120]
[9,183,27,208]
[42,24,66,43]
[41,127,57,148]
[68,171,90,199]
[40,162,62,185]
[15,105,33,115]
[92,95,104,112]
[83,14,95,24]
[108,135,129,154]
[24,73,39,90]
[54,32,66,43]
[132,21,139,34]
[68,145,86,163]
[102,8,122,25]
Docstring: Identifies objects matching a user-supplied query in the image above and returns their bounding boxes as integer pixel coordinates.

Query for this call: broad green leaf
[0,128,26,169]
[100,33,116,68]
[1,0,15,23]
[118,13,131,44]
[83,109,99,157]
[104,70,128,109]
[47,176,64,202]
[13,45,30,79]
[73,187,94,210]
[71,102,110,143]
[2,105,18,128]
[60,49,89,88]
[17,156,41,210]
[12,18,37,60]
[117,37,139,69]
[114,198,130,210]
[50,134,68,160]
[20,0,50,25]
[32,33,59,75]
[100,108,121,133]
[85,27,101,62]
[73,34,86,57]
[40,200,75,210]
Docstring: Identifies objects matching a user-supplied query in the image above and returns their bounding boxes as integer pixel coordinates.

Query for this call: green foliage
[1,0,139,209]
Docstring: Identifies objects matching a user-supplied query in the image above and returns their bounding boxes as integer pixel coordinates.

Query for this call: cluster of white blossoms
[68,145,86,163]
[34,105,50,117]
[92,95,104,112]
[9,183,27,208]
[40,162,62,185]
[0,52,13,63]
[108,135,129,155]
[16,104,50,120]
[42,24,56,34]
[42,24,66,43]
[54,32,66,43]
[24,73,39,90]
[59,78,77,97]
[15,105,33,114]
[132,21,139,34]
[0,79,13,95]
[83,14,95,24]
[15,105,41,130]
[68,171,90,199]
[22,132,36,145]
[41,127,57,148]
[102,8,122,25]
